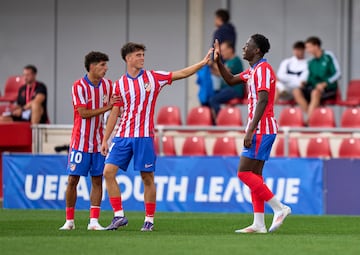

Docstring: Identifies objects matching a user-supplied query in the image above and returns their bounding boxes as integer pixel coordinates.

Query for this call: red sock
[145,202,156,217]
[66,207,75,220]
[90,206,100,219]
[109,197,123,212]
[251,175,265,213]
[238,171,274,202]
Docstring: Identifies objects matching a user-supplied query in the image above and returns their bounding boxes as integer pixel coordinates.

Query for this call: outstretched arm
[171,48,213,81]
[214,39,243,85]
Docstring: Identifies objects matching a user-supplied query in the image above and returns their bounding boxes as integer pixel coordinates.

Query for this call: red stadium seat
[340,107,360,128]
[182,136,207,156]
[278,107,304,127]
[186,106,212,126]
[156,105,182,125]
[216,107,243,126]
[308,107,336,127]
[212,136,238,156]
[274,137,300,157]
[338,80,360,106]
[154,135,176,156]
[0,75,25,102]
[338,138,360,158]
[306,137,332,158]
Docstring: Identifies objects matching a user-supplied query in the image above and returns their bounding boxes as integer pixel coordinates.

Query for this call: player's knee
[103,167,116,180]
[67,175,80,188]
[141,172,154,186]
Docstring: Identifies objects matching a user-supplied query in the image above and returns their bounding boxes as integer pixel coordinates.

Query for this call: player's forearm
[79,105,112,119]
[216,59,239,85]
[103,108,119,142]
[248,98,268,132]
[172,61,206,81]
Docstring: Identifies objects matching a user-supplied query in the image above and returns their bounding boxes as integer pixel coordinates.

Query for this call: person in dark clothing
[212,9,237,49]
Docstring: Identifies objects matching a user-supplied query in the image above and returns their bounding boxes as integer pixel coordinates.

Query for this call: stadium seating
[212,136,238,156]
[278,107,304,127]
[338,138,360,158]
[186,106,212,126]
[308,107,336,127]
[274,137,300,157]
[154,135,176,156]
[216,107,243,126]
[156,105,182,125]
[0,75,25,102]
[306,137,332,158]
[321,88,342,106]
[340,107,360,128]
[338,79,360,106]
[182,136,207,156]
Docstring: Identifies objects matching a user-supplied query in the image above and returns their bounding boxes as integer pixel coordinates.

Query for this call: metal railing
[31,124,360,156]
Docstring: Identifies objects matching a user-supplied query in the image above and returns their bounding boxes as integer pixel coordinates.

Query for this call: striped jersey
[239,59,278,134]
[113,69,172,138]
[70,75,113,152]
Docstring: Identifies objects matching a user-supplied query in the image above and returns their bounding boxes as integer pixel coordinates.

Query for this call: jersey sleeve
[255,64,274,92]
[152,71,172,88]
[72,82,86,108]
[35,83,47,97]
[112,80,124,107]
[238,69,251,82]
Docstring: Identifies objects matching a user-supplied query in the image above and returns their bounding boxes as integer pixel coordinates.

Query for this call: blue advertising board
[2,154,323,214]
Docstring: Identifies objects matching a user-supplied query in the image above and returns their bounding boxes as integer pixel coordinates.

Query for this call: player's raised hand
[213,39,221,62]
[202,48,214,65]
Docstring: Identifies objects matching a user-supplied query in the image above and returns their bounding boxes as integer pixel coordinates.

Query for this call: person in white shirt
[275,41,308,102]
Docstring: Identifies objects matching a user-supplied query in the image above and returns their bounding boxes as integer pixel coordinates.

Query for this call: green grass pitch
[0,209,360,255]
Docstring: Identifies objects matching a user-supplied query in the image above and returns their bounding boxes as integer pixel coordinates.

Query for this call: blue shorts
[67,148,105,176]
[241,134,276,161]
[105,137,156,172]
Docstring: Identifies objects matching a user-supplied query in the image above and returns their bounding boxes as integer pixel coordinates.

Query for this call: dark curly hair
[84,51,109,72]
[251,34,270,56]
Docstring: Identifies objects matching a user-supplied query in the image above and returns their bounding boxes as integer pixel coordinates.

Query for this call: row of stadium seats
[154,135,360,158]
[157,105,360,128]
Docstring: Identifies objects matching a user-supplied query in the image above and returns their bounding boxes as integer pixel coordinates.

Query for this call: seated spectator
[209,41,244,119]
[0,65,49,124]
[293,36,341,118]
[275,41,308,103]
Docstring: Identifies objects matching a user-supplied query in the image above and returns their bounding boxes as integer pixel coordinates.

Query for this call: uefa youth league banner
[2,154,323,214]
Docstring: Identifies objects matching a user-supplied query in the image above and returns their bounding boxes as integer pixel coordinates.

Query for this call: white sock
[114,210,124,217]
[89,218,98,225]
[145,216,154,224]
[253,213,265,227]
[267,196,283,213]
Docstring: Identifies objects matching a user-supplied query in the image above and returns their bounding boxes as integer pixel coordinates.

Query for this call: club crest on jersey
[69,163,76,171]
[103,95,108,104]
[144,82,152,92]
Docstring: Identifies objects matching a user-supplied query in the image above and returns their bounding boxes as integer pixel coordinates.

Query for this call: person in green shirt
[209,40,245,120]
[293,36,341,118]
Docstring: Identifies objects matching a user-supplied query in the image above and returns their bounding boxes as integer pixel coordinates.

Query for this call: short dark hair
[121,42,146,61]
[24,65,37,74]
[221,40,235,51]
[84,51,109,72]
[306,36,322,47]
[293,41,305,50]
[215,9,230,23]
[251,34,270,55]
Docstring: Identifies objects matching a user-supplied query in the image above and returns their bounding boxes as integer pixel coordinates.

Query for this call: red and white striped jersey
[113,69,172,138]
[70,75,113,152]
[239,59,278,134]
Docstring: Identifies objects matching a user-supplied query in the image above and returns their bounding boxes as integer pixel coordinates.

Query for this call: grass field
[0,209,359,255]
